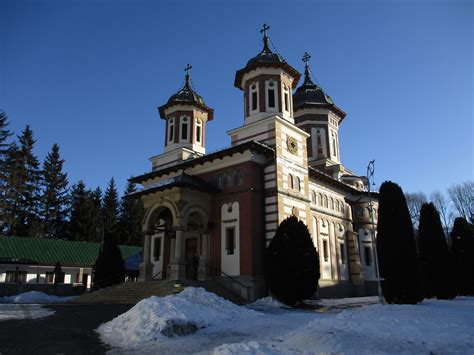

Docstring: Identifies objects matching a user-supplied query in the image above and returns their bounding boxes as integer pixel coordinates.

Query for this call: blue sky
[1,0,472,196]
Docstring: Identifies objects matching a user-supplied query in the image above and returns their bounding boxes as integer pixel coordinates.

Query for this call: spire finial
[184,64,192,88]
[302,52,314,85]
[260,24,271,52]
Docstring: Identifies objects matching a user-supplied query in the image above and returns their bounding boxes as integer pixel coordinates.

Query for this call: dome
[234,29,300,90]
[158,69,214,120]
[293,65,345,118]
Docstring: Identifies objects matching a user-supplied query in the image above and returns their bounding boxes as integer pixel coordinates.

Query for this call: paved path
[0,304,132,354]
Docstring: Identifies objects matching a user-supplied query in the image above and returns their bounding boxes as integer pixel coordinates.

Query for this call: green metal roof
[0,236,141,267]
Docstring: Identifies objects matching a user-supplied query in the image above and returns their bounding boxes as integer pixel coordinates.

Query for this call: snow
[0,291,77,304]
[0,304,54,321]
[98,288,474,354]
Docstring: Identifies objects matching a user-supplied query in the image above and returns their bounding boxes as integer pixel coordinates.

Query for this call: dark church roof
[293,64,346,118]
[158,68,214,120]
[234,31,300,89]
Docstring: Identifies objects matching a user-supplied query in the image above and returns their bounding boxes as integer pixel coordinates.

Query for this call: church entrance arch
[148,207,174,280]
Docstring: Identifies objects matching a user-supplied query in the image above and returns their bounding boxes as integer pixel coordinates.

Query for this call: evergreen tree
[1,143,22,235]
[40,143,69,238]
[69,181,91,241]
[0,111,13,233]
[102,177,119,236]
[93,232,125,289]
[118,181,144,246]
[451,217,474,295]
[265,216,320,306]
[376,181,422,304]
[417,203,456,299]
[89,187,103,243]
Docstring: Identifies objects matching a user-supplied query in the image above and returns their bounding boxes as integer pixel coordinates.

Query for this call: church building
[130,26,379,301]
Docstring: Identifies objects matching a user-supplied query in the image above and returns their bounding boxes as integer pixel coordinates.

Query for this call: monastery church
[131,26,378,300]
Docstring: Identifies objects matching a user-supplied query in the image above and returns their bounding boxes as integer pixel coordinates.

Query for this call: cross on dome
[260,24,271,52]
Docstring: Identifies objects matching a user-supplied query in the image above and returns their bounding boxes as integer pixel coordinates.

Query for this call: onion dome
[293,53,345,118]
[158,65,214,120]
[234,24,300,89]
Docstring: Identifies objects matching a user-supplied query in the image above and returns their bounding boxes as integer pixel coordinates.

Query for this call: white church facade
[130,26,378,300]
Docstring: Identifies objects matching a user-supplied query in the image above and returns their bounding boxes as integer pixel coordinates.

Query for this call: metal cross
[184,64,192,76]
[302,52,311,65]
[260,24,270,37]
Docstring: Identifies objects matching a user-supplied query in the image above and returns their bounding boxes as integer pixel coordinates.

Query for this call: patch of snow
[0,304,54,321]
[310,296,378,308]
[0,291,77,304]
[97,287,261,348]
[250,296,289,308]
[213,341,286,355]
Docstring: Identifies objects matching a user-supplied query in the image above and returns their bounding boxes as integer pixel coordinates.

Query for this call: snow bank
[283,298,474,354]
[213,341,285,355]
[0,291,77,304]
[0,304,54,321]
[97,287,261,348]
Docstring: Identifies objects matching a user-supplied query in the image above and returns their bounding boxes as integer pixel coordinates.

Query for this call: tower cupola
[158,65,214,156]
[234,24,300,125]
[293,53,346,176]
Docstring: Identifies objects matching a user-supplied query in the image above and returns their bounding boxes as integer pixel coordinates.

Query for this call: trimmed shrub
[451,217,474,295]
[93,232,125,289]
[265,216,320,306]
[376,181,422,304]
[417,203,456,299]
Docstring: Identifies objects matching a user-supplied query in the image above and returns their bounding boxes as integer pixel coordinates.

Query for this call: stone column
[198,233,209,281]
[139,232,154,281]
[169,225,186,281]
[346,230,366,296]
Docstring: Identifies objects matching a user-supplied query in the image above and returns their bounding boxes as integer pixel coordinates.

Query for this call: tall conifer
[89,187,103,243]
[69,181,90,241]
[0,111,13,233]
[417,203,456,299]
[40,143,69,238]
[118,181,144,246]
[376,181,422,304]
[102,178,119,236]
[451,217,474,295]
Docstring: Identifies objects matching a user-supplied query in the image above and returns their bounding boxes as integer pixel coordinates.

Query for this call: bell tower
[293,53,347,179]
[152,65,214,170]
[234,24,301,126]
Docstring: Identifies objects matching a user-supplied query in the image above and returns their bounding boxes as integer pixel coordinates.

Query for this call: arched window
[311,191,317,204]
[180,116,189,141]
[332,131,337,157]
[318,193,323,206]
[330,198,334,210]
[295,177,301,192]
[168,118,174,142]
[323,195,328,208]
[335,200,340,212]
[249,83,258,113]
[226,171,235,188]
[288,174,294,190]
[196,119,202,144]
[236,169,245,186]
[266,81,276,109]
[283,84,290,112]
[217,174,224,190]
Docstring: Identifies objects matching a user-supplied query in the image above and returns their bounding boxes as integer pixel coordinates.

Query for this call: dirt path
[0,304,132,354]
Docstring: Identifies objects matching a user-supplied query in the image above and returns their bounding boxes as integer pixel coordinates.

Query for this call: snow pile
[0,304,54,321]
[213,341,285,355]
[0,291,77,304]
[97,287,261,347]
[250,296,289,309]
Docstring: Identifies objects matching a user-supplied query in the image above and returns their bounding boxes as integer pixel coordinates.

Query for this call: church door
[185,237,198,280]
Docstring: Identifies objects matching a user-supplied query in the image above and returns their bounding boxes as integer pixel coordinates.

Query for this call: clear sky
[1,0,472,196]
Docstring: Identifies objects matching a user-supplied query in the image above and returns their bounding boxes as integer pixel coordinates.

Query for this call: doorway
[185,237,198,280]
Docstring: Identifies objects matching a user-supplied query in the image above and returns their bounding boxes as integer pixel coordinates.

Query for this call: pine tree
[265,216,320,306]
[451,217,474,295]
[118,181,144,246]
[93,232,125,289]
[2,143,22,235]
[40,143,69,238]
[102,177,119,237]
[89,187,103,243]
[0,111,13,233]
[69,181,91,241]
[417,203,456,299]
[376,181,422,304]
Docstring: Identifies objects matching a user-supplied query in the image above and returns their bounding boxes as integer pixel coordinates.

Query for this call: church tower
[152,65,214,170]
[293,53,347,179]
[234,24,301,126]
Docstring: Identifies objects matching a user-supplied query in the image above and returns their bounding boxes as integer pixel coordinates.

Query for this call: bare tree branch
[430,190,454,237]
[405,192,427,229]
[448,181,474,223]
